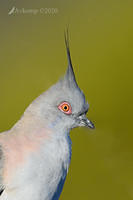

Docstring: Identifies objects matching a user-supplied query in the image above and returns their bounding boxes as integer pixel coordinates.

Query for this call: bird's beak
[78,114,95,129]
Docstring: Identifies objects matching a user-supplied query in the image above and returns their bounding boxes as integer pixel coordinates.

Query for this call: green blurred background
[0,0,133,199]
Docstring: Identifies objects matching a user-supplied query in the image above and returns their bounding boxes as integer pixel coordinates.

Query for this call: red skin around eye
[58,102,72,115]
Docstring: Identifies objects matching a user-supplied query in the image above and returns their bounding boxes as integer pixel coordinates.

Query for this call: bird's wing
[0,188,4,196]
[0,146,5,196]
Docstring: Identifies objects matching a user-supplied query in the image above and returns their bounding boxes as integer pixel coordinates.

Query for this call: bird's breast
[2,132,72,200]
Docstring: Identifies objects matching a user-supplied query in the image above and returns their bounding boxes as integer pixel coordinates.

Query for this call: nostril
[78,108,88,117]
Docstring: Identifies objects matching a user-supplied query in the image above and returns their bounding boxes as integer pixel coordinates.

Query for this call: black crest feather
[64,29,78,87]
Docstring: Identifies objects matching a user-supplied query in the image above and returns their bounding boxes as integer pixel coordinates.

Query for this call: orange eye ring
[61,104,69,112]
[58,102,72,115]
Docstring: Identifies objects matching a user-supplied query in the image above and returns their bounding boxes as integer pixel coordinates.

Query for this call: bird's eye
[58,102,72,115]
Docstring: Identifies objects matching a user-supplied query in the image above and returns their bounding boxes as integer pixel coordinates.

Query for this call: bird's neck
[10,111,70,143]
[0,112,72,189]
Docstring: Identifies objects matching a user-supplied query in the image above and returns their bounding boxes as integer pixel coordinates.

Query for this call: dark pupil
[64,106,68,110]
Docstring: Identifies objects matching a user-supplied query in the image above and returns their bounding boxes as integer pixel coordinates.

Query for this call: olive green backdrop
[0,0,133,199]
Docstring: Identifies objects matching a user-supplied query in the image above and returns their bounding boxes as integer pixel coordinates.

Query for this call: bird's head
[26,32,94,134]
